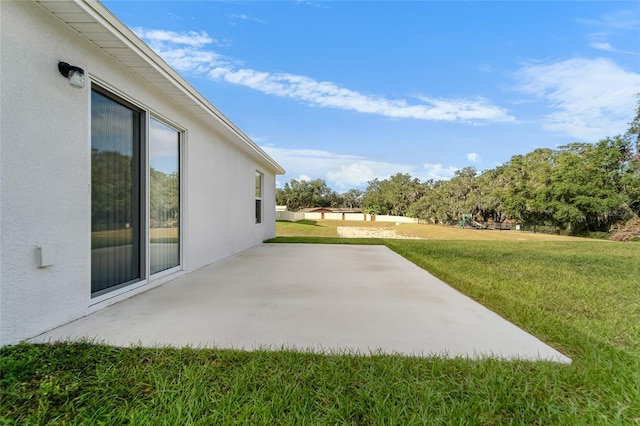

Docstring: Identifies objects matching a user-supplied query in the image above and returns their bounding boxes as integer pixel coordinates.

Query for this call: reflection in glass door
[91,88,182,296]
[149,118,180,274]
[91,90,142,295]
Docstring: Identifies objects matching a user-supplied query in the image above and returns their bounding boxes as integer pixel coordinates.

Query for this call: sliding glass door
[91,88,181,296]
[149,118,180,274]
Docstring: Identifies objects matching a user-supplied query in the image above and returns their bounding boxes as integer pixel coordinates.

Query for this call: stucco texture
[1,1,279,346]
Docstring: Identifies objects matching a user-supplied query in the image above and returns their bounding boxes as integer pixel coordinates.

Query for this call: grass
[3,222,639,424]
[276,219,592,241]
[275,219,340,237]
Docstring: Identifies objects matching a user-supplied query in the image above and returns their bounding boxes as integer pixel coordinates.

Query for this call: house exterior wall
[0,1,279,346]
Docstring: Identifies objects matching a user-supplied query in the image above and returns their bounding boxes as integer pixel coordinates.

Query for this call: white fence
[276,210,416,224]
[375,215,416,223]
[276,211,306,222]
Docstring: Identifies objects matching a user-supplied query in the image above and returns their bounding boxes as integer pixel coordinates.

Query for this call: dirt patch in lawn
[337,226,421,239]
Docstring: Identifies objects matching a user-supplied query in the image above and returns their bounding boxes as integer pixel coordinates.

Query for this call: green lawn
[2,237,639,424]
[276,219,594,241]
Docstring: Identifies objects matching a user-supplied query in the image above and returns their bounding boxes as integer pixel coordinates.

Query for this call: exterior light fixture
[58,61,85,88]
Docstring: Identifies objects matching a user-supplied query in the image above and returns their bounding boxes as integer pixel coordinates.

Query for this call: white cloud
[208,68,514,123]
[589,41,614,52]
[298,174,312,182]
[133,28,231,73]
[515,57,640,140]
[467,153,481,164]
[582,10,640,56]
[295,1,328,9]
[587,32,640,56]
[413,96,513,123]
[135,27,514,124]
[327,163,376,187]
[264,145,462,188]
[134,28,213,47]
[228,14,267,24]
[477,64,494,73]
[422,163,459,181]
[261,146,414,190]
[588,41,640,56]
[580,9,640,31]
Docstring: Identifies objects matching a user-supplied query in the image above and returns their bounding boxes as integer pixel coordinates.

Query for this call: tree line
[404,135,639,234]
[276,179,364,212]
[277,101,640,235]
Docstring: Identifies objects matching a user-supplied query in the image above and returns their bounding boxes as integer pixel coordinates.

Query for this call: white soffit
[35,0,285,175]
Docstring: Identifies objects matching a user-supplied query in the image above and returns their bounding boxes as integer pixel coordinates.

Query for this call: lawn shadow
[277,219,322,227]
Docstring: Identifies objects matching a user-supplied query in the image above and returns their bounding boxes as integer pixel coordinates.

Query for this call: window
[91,86,182,297]
[255,171,263,224]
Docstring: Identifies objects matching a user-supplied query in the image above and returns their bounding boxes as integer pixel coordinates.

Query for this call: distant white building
[0,0,285,346]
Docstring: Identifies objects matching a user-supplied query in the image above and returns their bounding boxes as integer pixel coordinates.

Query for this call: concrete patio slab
[31,244,570,363]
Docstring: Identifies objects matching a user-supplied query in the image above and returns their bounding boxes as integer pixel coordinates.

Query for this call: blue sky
[103,1,640,191]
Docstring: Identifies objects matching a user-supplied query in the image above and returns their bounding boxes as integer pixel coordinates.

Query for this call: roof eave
[36,0,286,175]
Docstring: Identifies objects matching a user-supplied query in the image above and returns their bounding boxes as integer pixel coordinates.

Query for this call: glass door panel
[149,118,180,274]
[91,90,141,294]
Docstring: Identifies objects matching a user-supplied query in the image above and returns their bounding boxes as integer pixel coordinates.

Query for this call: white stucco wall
[0,1,279,346]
